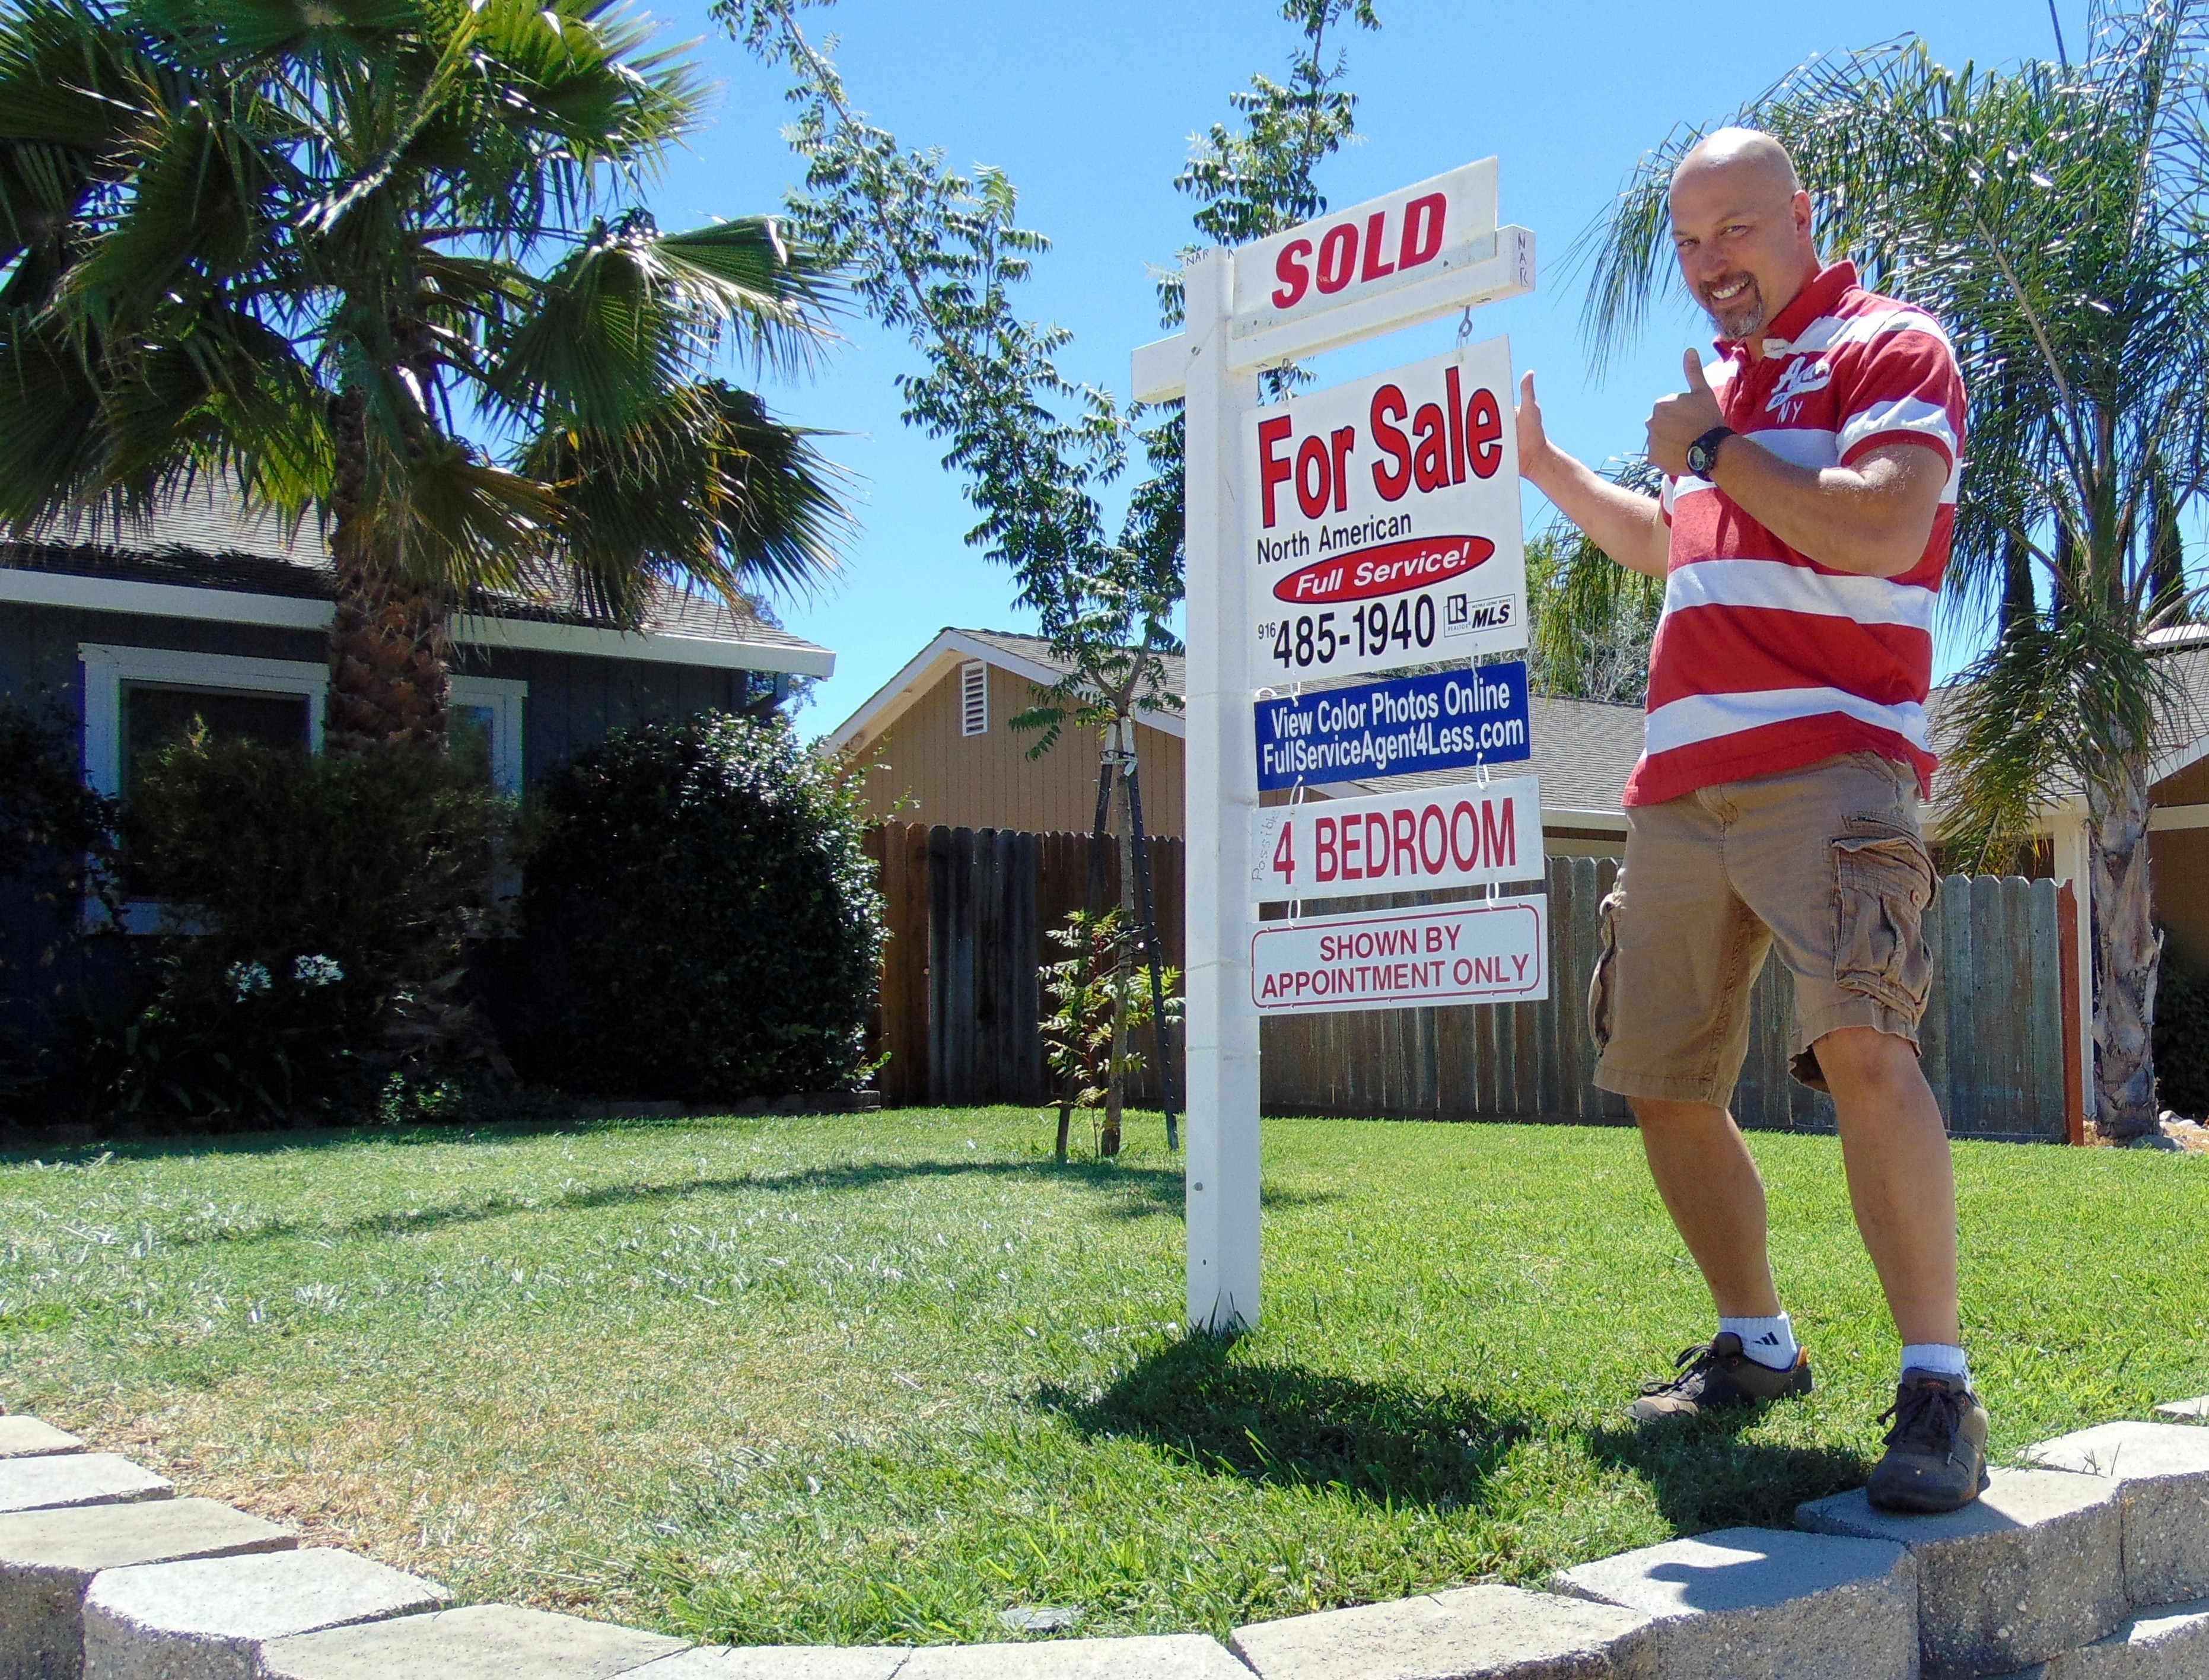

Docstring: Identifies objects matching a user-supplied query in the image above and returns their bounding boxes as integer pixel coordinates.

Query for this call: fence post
[2058,880,2087,1145]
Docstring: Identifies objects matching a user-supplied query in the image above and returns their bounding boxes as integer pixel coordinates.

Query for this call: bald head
[1667,128,1818,347]
[1673,128,1802,201]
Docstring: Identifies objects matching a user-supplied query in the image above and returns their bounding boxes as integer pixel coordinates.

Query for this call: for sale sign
[1249,895,1549,1016]
[1246,334,1526,680]
[1248,776,1540,903]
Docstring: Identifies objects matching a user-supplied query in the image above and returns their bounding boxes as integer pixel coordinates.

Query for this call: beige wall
[852,659,1186,836]
[2153,753,2209,966]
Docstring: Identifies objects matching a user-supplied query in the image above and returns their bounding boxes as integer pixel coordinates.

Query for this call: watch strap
[1688,425,1736,476]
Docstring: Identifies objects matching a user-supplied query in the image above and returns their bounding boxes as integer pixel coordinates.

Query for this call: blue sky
[643,1,2089,733]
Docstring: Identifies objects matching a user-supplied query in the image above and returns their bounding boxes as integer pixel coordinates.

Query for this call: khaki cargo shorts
[1590,751,1938,1104]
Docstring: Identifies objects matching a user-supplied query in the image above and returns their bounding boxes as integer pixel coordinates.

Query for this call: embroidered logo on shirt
[1766,355,1834,423]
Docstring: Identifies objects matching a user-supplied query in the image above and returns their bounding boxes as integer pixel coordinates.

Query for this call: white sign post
[1135,161,1534,1334]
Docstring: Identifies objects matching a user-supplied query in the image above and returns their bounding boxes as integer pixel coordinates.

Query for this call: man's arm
[1514,373,1669,579]
[1647,350,1947,578]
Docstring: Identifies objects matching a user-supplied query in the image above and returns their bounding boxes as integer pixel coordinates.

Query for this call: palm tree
[1577,1,2209,1139]
[0,0,847,753]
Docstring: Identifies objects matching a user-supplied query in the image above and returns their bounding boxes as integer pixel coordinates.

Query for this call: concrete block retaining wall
[2,1398,2206,1680]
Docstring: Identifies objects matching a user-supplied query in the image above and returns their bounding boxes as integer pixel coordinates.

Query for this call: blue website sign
[1255,661,1532,791]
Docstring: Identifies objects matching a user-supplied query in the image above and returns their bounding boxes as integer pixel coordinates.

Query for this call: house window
[447,674,527,796]
[960,660,989,737]
[77,645,526,926]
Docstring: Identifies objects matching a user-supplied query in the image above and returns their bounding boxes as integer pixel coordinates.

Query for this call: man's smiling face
[1667,132,1819,344]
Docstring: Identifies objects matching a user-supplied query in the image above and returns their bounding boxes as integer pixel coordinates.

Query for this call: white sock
[1720,1312,1798,1370]
[1901,1344,1969,1386]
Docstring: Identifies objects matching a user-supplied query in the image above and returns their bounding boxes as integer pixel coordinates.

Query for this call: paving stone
[2151,1397,2209,1424]
[1987,1595,2209,1678]
[1230,1583,1658,1679]
[259,1603,688,1678]
[0,1497,295,1680]
[629,1640,1247,1679]
[0,1420,84,1461]
[897,1636,1253,1678]
[0,1456,171,1516]
[2026,1421,2209,1608]
[1552,1524,1917,1680]
[1799,1468,2126,1677]
[623,1650,905,1680]
[81,1545,447,1680]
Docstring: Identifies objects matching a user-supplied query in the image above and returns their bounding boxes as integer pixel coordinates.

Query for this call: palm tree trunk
[324,391,451,755]
[2089,752,2163,1140]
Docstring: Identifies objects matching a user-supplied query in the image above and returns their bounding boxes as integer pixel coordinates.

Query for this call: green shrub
[0,693,120,1110]
[515,713,884,1102]
[84,737,511,1122]
[2154,940,2209,1119]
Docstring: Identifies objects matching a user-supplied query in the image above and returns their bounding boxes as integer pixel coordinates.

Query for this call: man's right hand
[1514,371,1552,483]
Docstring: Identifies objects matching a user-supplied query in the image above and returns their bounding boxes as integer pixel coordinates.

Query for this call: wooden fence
[863,823,2081,1142]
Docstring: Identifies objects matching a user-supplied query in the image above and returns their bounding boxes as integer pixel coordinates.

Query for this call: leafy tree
[0,0,848,753]
[1576,1,2208,1138]
[1527,458,1665,704]
[730,0,1375,1148]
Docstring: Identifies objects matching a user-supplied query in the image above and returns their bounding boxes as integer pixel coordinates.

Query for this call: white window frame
[447,673,527,796]
[77,644,527,928]
[79,643,328,798]
[959,659,989,737]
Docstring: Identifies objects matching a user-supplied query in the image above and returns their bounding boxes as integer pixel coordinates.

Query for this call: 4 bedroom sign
[1247,332,1524,678]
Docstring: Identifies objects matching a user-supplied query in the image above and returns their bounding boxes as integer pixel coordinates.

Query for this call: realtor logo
[1444,593,1516,637]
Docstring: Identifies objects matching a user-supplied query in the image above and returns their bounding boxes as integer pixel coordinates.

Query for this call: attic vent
[959,660,989,737]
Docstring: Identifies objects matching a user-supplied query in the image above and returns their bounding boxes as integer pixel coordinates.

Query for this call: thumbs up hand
[1646,348,1727,477]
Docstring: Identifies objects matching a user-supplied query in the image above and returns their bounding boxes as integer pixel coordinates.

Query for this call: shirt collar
[1713,259,1859,361]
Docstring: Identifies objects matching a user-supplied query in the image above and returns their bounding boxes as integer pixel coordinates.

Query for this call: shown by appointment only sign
[1245,332,1526,680]
[1249,896,1549,1015]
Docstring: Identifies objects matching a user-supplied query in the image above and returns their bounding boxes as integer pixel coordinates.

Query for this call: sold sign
[1231,160,1499,336]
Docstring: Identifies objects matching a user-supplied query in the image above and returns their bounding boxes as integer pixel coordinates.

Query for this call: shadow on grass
[1581,1411,1870,1535]
[1039,1334,1871,1531]
[77,1151,1329,1252]
[1035,1332,1533,1513]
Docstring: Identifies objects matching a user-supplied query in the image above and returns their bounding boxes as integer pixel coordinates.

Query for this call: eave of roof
[1,542,835,677]
[822,628,1187,754]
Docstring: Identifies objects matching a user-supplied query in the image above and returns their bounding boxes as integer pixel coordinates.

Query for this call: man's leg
[1628,1097,1781,1319]
[1812,1025,1959,1348]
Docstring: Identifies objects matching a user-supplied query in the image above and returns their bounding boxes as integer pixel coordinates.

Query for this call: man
[1515,128,1986,1513]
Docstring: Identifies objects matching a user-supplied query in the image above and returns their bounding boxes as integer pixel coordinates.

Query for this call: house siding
[853,658,1186,836]
[0,598,779,1062]
[2153,755,2209,967]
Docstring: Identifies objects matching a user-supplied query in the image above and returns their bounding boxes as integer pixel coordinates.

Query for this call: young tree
[728,0,1376,1149]
[0,0,848,753]
[1577,1,2209,1137]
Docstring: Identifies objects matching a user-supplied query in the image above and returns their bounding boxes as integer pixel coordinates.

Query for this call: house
[823,626,1646,855]
[0,489,834,1036]
[824,628,1189,836]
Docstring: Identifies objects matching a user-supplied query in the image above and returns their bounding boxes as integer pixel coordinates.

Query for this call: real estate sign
[1247,775,1542,903]
[1253,660,1531,791]
[1249,895,1549,1015]
[1244,335,1526,681]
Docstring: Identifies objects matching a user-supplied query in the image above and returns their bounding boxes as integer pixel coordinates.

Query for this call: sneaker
[1867,1369,1990,1513]
[1629,1332,1815,1421]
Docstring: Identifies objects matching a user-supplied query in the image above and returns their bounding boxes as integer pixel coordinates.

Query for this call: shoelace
[1879,1381,1967,1454]
[1639,1341,1724,1396]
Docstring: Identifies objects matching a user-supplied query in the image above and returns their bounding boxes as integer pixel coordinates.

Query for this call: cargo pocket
[1832,823,1937,1018]
[1588,887,1624,1052]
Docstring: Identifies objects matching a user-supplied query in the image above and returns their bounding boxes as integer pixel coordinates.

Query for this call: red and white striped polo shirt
[1625,260,1964,807]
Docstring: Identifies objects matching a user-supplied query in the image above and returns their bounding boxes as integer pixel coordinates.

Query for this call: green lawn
[1,1111,2203,1644]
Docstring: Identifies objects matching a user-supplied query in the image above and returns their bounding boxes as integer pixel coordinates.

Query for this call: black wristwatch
[1686,425,1735,478]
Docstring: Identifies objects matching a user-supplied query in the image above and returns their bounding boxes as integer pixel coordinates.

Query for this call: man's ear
[1791,189,1816,247]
